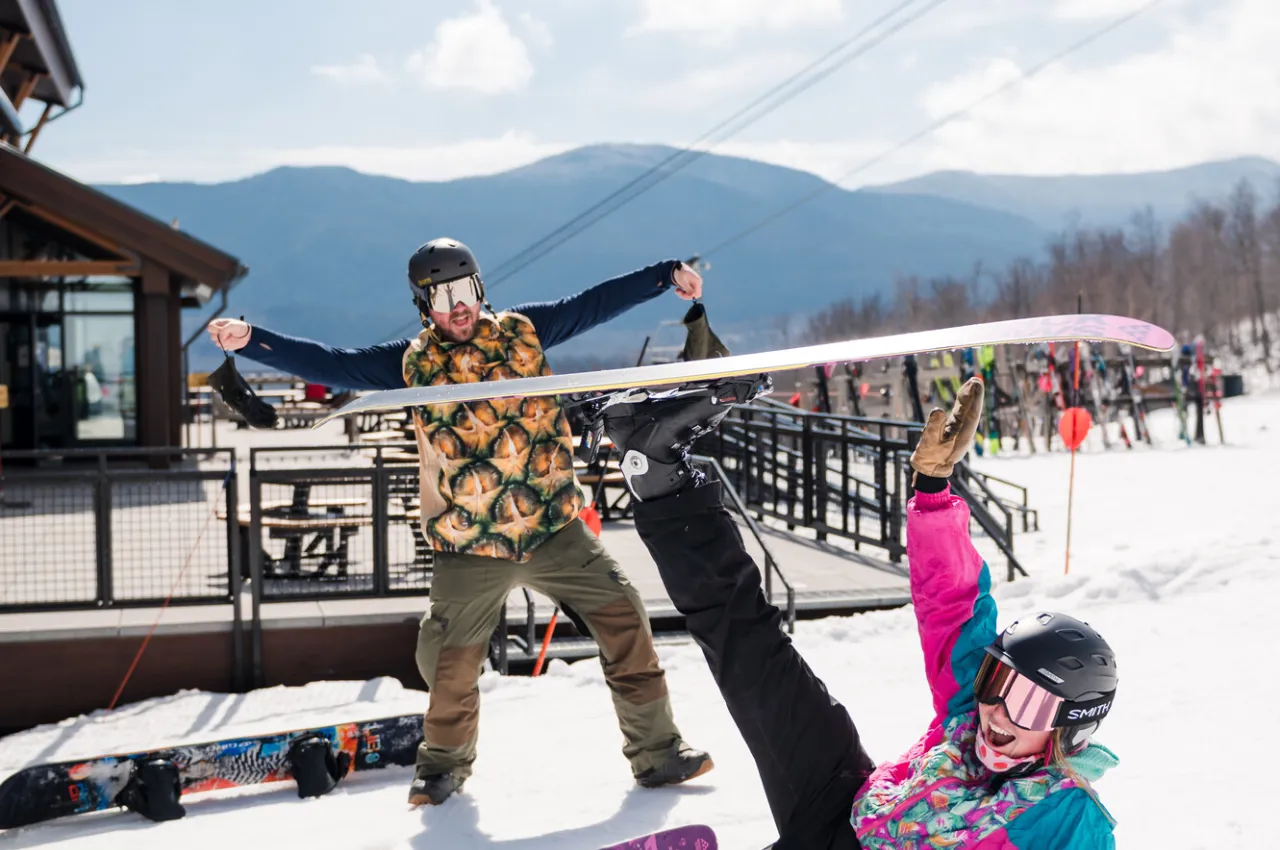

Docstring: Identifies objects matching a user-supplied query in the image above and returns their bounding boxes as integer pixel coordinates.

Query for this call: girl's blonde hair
[1045,728,1113,825]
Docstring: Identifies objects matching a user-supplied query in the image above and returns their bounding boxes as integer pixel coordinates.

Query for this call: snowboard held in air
[600,824,717,850]
[314,313,1177,422]
[0,713,422,830]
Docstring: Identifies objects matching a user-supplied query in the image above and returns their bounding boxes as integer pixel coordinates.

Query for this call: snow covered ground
[2,389,1274,848]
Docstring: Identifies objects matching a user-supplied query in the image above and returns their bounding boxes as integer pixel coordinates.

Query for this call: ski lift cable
[478,0,951,291]
[699,0,1168,260]
[378,0,948,341]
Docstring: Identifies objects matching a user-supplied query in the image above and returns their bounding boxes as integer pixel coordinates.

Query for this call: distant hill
[97,144,1046,371]
[868,156,1280,231]
[100,145,1280,375]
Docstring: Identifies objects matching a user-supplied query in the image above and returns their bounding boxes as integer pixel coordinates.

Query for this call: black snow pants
[631,481,876,850]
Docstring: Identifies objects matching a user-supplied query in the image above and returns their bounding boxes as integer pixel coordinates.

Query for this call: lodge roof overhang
[1,0,82,109]
[0,143,248,305]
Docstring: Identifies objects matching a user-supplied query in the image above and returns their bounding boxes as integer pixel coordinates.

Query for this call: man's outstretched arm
[210,319,409,391]
[511,259,695,350]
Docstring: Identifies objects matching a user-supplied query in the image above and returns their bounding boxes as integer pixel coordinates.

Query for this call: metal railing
[697,405,917,562]
[950,463,1029,582]
[696,401,1031,580]
[1,417,1033,688]
[961,467,1039,533]
[0,447,240,613]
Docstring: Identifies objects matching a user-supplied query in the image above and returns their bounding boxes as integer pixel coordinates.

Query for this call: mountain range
[94,145,1280,371]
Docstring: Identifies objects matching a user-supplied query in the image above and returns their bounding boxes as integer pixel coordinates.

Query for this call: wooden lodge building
[1,0,246,456]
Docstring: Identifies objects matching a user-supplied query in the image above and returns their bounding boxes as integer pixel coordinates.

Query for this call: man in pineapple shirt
[209,238,714,806]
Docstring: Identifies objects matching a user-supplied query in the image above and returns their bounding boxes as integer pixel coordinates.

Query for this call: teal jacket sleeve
[1005,787,1116,850]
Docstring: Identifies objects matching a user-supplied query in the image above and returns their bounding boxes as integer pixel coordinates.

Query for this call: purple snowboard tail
[599,824,717,850]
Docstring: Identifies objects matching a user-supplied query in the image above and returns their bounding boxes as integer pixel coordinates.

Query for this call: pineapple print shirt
[402,312,584,562]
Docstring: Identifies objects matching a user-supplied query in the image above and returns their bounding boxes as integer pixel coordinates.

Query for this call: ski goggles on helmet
[975,654,1114,731]
[412,274,482,313]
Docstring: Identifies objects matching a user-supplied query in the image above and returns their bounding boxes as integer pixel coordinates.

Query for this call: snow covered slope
[2,391,1273,849]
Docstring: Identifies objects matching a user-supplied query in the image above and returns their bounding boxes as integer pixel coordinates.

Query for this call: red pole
[531,610,559,677]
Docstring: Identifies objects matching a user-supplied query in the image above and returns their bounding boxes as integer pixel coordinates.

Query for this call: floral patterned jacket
[850,487,1119,849]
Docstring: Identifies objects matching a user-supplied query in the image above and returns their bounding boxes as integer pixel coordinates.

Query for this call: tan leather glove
[910,376,984,479]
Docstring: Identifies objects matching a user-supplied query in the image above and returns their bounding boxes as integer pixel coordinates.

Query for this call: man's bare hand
[208,318,252,352]
[672,263,702,300]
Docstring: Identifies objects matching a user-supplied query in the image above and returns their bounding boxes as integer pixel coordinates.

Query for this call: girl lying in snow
[597,375,1118,849]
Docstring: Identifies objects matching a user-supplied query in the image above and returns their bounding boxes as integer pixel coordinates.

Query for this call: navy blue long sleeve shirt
[236,259,681,391]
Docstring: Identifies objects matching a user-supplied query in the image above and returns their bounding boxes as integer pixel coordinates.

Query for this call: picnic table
[221,483,372,581]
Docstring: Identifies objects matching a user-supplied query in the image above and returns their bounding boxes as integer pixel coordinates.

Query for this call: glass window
[65,315,137,441]
[64,288,133,312]
[12,286,60,312]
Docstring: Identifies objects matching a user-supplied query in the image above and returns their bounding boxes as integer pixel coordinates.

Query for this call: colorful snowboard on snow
[0,713,422,830]
[600,824,717,849]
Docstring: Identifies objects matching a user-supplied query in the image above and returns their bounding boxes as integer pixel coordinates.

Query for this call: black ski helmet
[407,238,483,308]
[982,611,1117,752]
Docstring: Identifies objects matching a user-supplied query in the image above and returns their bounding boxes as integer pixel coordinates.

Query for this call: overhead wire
[698,0,1168,260]
[478,0,949,287]
[378,0,951,341]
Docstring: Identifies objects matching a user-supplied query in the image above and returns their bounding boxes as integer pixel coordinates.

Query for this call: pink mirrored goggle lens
[975,656,1064,732]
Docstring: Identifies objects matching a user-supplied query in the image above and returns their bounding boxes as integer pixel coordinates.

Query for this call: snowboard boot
[635,744,715,789]
[594,376,769,502]
[407,769,464,807]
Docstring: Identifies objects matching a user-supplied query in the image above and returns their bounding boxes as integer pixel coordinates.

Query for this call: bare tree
[991,257,1044,319]
[1129,206,1162,326]
[1226,179,1272,364]
[803,184,1280,365]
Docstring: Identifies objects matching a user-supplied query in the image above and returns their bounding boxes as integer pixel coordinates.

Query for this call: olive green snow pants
[413,518,683,780]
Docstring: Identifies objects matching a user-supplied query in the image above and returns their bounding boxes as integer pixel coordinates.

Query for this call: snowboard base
[600,824,717,850]
[315,313,1177,424]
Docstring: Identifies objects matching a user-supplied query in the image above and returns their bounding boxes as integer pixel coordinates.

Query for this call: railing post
[764,552,774,604]
[248,467,265,689]
[495,605,509,674]
[524,589,537,654]
[95,453,114,607]
[226,457,244,692]
[813,429,828,542]
[371,457,388,596]
[801,415,814,529]
[875,422,889,550]
[840,419,850,536]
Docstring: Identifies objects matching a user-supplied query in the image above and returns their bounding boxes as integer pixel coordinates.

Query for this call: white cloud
[633,52,814,109]
[310,54,392,86]
[633,0,843,36]
[1051,0,1167,21]
[907,0,1280,176]
[518,11,554,49]
[406,0,533,95]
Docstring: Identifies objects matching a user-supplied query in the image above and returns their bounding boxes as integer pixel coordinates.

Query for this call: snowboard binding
[287,734,352,799]
[117,757,186,822]
[580,375,771,501]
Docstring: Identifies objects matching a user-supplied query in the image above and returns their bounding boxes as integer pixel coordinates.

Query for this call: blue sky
[22,0,1278,187]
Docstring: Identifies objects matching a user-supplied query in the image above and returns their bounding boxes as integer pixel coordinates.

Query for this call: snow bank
[2,390,1274,848]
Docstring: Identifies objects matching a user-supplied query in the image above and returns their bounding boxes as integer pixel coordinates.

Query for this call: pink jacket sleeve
[906,486,1000,721]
